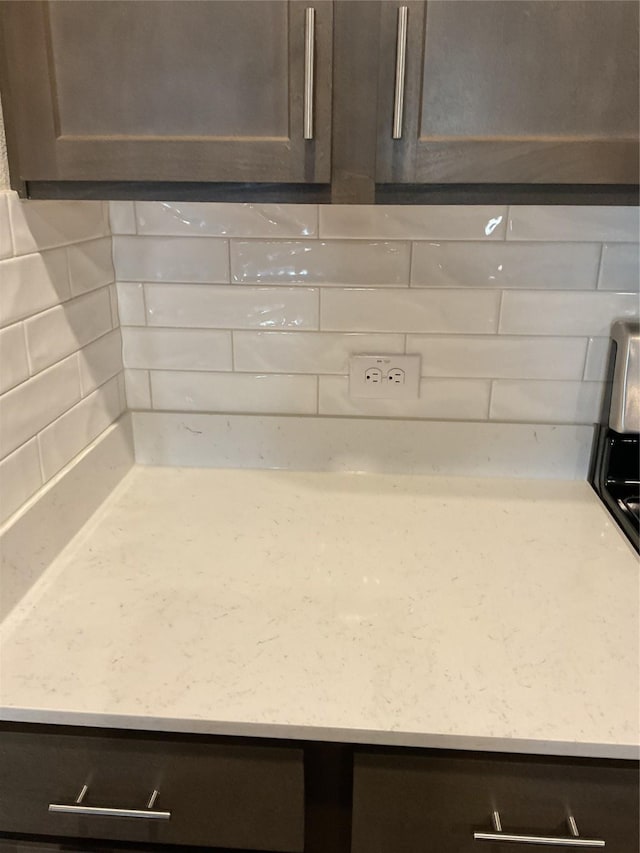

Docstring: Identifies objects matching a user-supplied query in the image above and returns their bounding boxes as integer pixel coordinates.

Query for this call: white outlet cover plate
[349,354,421,399]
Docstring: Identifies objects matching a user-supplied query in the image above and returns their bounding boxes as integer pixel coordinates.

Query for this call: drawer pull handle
[303,7,315,139]
[48,785,170,821]
[474,810,605,847]
[392,5,409,139]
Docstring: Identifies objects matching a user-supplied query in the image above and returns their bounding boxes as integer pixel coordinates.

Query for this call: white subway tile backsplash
[0,248,70,327]
[108,283,120,327]
[136,202,317,238]
[598,243,640,291]
[407,335,588,380]
[25,288,113,375]
[150,371,317,415]
[233,331,405,374]
[78,329,123,395]
[411,242,600,289]
[109,201,137,235]
[113,236,229,283]
[231,240,411,286]
[0,194,12,259]
[37,376,124,480]
[319,205,507,240]
[116,282,147,326]
[145,284,319,330]
[319,376,491,420]
[9,197,109,255]
[122,327,232,371]
[583,337,612,382]
[124,369,152,409]
[67,237,115,295]
[507,206,640,242]
[321,288,500,333]
[0,439,43,524]
[0,354,82,459]
[490,380,604,424]
[500,291,639,336]
[0,323,29,394]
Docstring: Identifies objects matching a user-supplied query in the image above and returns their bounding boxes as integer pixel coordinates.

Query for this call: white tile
[233,332,405,374]
[0,439,43,524]
[507,206,640,242]
[411,241,600,289]
[150,371,318,415]
[136,202,317,237]
[124,369,152,409]
[37,375,124,481]
[109,201,137,235]
[145,284,319,330]
[598,243,639,291]
[122,328,232,371]
[500,291,639,336]
[231,240,410,285]
[0,419,133,621]
[321,288,500,333]
[319,376,490,419]
[407,335,588,380]
[67,237,115,295]
[116,282,146,326]
[25,288,113,374]
[583,338,613,382]
[0,193,12,259]
[133,412,594,479]
[319,205,507,240]
[0,323,29,393]
[112,236,229,283]
[8,196,109,255]
[0,354,81,459]
[0,249,70,328]
[78,329,123,395]
[490,380,604,424]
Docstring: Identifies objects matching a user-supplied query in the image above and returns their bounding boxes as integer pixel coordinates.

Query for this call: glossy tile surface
[122,328,232,372]
[0,323,29,394]
[1,466,636,758]
[500,291,639,336]
[319,205,507,240]
[598,243,640,291]
[231,240,411,285]
[507,206,639,242]
[113,236,229,283]
[411,241,600,289]
[136,202,317,238]
[490,380,604,424]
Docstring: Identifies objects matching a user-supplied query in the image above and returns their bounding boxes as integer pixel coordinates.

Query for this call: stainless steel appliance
[590,321,640,552]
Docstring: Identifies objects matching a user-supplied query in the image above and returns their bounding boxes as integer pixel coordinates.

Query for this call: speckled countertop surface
[0,467,638,759]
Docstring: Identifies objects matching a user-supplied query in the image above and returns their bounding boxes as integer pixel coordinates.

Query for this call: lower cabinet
[352,750,640,853]
[0,729,304,852]
[1,727,638,853]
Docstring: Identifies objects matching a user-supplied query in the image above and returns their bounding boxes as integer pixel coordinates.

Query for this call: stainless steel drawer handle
[48,784,170,821]
[392,5,408,139]
[474,811,604,847]
[303,7,315,140]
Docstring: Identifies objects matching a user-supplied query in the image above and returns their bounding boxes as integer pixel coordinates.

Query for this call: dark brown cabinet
[0,1,332,187]
[0,0,638,200]
[375,1,639,186]
[352,749,640,853]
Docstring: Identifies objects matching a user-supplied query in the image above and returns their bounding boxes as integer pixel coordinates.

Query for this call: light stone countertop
[0,466,638,759]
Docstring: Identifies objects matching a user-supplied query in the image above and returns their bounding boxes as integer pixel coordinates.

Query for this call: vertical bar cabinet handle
[392,5,409,139]
[304,7,315,140]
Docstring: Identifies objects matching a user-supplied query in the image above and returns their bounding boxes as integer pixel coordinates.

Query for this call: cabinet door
[0,0,332,184]
[376,1,639,184]
[352,750,640,853]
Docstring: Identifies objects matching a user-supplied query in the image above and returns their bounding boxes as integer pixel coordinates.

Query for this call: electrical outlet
[349,354,421,399]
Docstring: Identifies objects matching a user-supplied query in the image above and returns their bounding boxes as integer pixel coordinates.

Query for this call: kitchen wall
[111,202,639,425]
[0,193,124,524]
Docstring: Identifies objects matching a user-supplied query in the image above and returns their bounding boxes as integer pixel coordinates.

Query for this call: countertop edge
[1,708,637,762]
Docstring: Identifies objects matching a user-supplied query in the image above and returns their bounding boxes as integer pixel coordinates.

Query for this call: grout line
[35,434,47,483]
[496,290,505,334]
[581,337,591,381]
[595,243,605,290]
[315,373,320,414]
[226,238,233,284]
[503,205,511,241]
[147,369,154,410]
[487,380,494,420]
[408,241,414,286]
[314,203,320,239]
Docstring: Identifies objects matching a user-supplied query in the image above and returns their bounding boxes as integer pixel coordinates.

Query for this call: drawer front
[0,731,304,851]
[352,751,639,853]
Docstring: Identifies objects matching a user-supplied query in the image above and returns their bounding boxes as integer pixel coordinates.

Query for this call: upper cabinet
[0,0,637,201]
[0,1,332,185]
[375,0,639,185]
